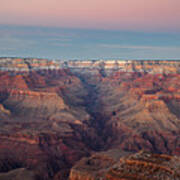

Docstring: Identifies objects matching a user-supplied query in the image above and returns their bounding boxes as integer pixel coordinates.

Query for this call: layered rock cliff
[0,58,180,180]
[0,58,180,74]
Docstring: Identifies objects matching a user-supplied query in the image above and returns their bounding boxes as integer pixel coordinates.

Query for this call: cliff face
[0,58,180,180]
[0,62,94,180]
[95,72,180,154]
[0,58,180,74]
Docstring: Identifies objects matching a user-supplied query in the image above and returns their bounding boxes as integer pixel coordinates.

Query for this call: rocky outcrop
[0,168,36,180]
[106,151,180,180]
[69,149,130,180]
[69,150,180,180]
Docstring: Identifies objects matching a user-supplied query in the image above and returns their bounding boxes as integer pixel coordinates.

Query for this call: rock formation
[69,150,180,180]
[0,58,180,180]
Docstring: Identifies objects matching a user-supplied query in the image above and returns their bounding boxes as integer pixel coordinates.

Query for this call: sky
[0,0,180,59]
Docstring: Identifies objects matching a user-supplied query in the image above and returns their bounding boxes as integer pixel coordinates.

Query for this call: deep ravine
[73,73,111,152]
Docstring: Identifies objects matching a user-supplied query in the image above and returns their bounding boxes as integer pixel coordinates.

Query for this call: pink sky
[1,0,180,31]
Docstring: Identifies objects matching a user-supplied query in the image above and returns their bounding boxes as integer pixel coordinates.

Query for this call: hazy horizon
[0,24,180,60]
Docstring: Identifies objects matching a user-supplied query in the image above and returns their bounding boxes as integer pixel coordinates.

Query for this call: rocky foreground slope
[69,150,180,180]
[0,58,180,180]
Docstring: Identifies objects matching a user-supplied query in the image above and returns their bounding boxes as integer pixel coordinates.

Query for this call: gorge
[0,58,180,180]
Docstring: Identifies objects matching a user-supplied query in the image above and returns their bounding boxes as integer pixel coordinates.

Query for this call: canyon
[0,58,180,180]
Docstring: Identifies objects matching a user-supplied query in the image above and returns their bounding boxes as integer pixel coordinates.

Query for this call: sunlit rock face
[0,58,179,73]
[0,58,180,180]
